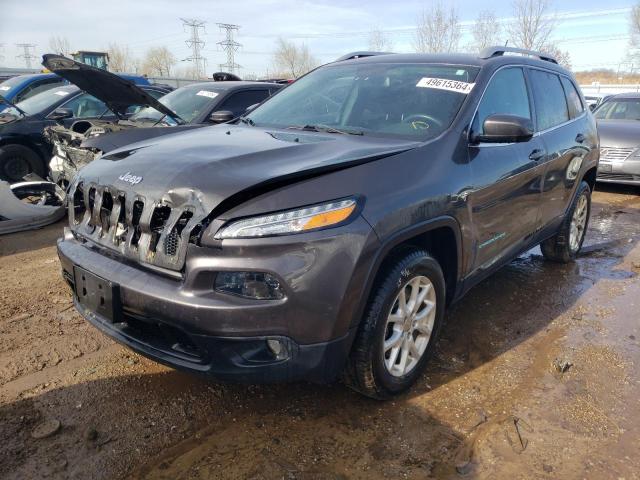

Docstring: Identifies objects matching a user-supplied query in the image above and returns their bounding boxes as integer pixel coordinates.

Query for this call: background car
[0,72,152,113]
[0,83,170,182]
[594,92,640,186]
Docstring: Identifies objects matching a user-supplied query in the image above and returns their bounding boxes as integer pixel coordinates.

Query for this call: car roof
[182,81,282,91]
[334,52,569,75]
[608,92,640,99]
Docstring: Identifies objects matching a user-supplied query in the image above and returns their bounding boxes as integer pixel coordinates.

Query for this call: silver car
[595,93,640,186]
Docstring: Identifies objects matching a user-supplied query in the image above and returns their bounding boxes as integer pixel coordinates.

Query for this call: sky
[0,0,637,77]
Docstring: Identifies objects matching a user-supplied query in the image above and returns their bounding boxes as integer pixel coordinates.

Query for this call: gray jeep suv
[57,47,598,398]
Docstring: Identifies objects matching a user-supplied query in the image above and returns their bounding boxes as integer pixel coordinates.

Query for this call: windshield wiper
[287,124,364,135]
[0,94,27,117]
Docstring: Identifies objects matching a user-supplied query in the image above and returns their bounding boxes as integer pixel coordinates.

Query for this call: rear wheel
[0,144,45,183]
[541,181,591,263]
[344,248,445,399]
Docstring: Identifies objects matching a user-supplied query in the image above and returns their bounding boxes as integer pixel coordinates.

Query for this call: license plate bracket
[598,163,612,173]
[74,267,121,323]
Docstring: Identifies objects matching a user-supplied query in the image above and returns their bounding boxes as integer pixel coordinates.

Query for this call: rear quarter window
[560,77,584,119]
[529,69,570,131]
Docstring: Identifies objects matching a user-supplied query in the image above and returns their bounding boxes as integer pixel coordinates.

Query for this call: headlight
[215,198,357,239]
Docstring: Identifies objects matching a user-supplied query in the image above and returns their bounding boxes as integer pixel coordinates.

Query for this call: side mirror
[48,107,74,121]
[589,103,597,112]
[474,114,533,143]
[209,110,234,124]
[245,103,260,113]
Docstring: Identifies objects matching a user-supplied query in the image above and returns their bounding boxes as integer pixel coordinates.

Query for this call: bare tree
[508,0,556,51]
[143,46,176,77]
[414,3,461,53]
[627,3,640,61]
[470,11,502,52]
[48,36,70,56]
[107,43,134,72]
[272,38,319,78]
[542,43,572,69]
[368,28,393,51]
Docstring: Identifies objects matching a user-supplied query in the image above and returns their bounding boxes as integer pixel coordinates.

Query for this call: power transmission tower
[16,43,37,69]
[216,23,241,74]
[181,18,206,78]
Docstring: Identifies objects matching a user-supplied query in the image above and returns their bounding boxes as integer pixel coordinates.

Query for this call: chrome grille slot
[113,194,127,245]
[600,147,634,163]
[99,190,113,236]
[72,183,85,224]
[149,205,172,254]
[130,200,144,248]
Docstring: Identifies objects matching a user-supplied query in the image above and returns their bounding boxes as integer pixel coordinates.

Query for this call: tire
[0,144,45,183]
[344,248,446,399]
[541,180,591,263]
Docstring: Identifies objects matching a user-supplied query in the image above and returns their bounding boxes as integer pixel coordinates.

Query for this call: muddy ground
[1,184,639,480]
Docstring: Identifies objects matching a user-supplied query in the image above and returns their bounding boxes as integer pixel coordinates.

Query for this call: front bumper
[57,217,379,383]
[597,157,640,185]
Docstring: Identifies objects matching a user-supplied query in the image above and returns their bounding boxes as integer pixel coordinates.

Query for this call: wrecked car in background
[43,54,283,188]
[0,69,171,183]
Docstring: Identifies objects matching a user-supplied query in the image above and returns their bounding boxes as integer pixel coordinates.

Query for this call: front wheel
[541,181,591,263]
[0,144,45,183]
[343,248,446,399]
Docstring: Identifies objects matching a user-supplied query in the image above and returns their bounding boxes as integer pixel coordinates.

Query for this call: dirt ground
[1,184,639,480]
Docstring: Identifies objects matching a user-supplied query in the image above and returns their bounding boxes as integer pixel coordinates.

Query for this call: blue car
[0,72,151,113]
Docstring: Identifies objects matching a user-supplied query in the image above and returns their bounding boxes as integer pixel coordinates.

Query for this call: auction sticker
[196,90,219,98]
[0,86,10,91]
[53,90,70,96]
[416,77,475,94]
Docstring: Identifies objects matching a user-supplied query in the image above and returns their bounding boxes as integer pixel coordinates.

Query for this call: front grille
[600,147,634,163]
[70,183,198,271]
[597,172,638,182]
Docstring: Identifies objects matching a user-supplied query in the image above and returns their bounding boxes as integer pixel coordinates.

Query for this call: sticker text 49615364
[416,77,475,94]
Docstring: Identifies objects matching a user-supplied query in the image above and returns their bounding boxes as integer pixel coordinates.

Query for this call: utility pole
[181,18,206,78]
[16,43,37,69]
[216,23,241,74]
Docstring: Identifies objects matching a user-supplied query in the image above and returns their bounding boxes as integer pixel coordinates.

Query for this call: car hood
[71,125,420,271]
[82,124,420,214]
[41,54,180,120]
[596,120,640,148]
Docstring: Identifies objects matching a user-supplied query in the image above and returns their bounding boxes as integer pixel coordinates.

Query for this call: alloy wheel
[569,193,588,252]
[383,275,437,377]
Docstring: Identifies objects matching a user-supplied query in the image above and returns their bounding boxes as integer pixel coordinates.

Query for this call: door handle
[529,149,545,162]
[575,133,586,143]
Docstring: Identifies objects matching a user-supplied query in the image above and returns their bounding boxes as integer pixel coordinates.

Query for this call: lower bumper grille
[599,147,634,162]
[597,172,639,182]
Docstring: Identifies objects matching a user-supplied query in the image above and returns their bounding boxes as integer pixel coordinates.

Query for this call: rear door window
[560,77,584,119]
[473,67,531,135]
[529,69,570,131]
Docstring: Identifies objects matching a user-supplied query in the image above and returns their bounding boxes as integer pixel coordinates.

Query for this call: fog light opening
[214,271,285,300]
[266,338,288,361]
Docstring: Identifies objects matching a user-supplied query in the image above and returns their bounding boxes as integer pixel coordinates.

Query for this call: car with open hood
[57,47,598,398]
[0,61,171,183]
[42,54,282,188]
[593,93,640,186]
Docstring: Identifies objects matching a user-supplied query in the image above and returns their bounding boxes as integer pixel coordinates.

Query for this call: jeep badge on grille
[118,172,143,185]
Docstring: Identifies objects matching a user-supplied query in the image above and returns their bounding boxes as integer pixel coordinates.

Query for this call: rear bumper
[57,217,378,383]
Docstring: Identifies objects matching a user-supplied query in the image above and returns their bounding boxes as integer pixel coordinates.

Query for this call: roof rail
[334,51,393,62]
[479,46,558,64]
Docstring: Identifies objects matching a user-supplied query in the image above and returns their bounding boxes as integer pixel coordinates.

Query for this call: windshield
[246,63,480,139]
[595,98,640,120]
[14,87,76,116]
[130,86,222,124]
[0,76,26,98]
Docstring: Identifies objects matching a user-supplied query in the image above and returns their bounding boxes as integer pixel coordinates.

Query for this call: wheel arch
[351,216,463,330]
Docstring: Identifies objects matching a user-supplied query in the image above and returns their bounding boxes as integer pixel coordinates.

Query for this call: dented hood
[80,124,420,216]
[41,54,180,120]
